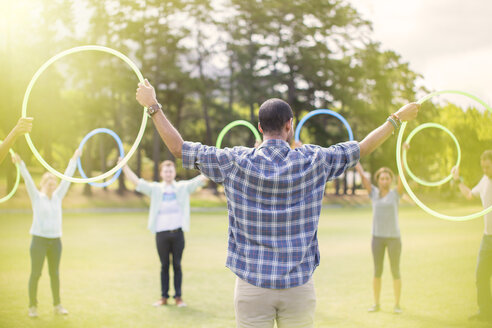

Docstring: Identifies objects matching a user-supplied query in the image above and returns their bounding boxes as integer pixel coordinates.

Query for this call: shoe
[393,306,402,314]
[175,297,187,307]
[469,312,492,322]
[28,306,38,318]
[54,304,69,315]
[152,298,168,307]
[368,304,380,312]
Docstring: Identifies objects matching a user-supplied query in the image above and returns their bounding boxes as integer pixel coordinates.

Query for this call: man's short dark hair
[258,98,294,134]
[481,150,492,162]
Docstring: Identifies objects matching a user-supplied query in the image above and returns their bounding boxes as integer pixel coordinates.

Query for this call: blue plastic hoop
[295,109,354,142]
[77,128,125,187]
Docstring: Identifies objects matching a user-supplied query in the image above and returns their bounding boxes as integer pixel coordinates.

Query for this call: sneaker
[368,304,380,312]
[175,297,187,307]
[54,304,69,315]
[152,298,168,307]
[393,306,403,314]
[469,312,492,322]
[28,306,38,318]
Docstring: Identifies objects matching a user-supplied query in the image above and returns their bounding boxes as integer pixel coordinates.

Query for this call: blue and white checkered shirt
[182,139,360,289]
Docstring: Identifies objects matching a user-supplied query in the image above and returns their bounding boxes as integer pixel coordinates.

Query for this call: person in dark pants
[12,149,81,318]
[355,162,405,314]
[121,159,206,307]
[453,150,492,323]
[135,79,419,327]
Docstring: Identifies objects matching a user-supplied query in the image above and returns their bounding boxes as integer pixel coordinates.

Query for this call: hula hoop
[77,128,125,188]
[216,120,261,149]
[294,109,354,142]
[22,45,147,183]
[403,123,461,187]
[396,90,492,221]
[0,140,20,203]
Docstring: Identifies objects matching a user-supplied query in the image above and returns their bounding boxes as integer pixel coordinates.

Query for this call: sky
[350,0,492,108]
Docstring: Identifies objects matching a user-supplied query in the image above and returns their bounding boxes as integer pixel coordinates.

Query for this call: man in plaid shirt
[136,79,419,327]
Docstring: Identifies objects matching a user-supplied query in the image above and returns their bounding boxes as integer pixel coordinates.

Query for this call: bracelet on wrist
[386,116,400,132]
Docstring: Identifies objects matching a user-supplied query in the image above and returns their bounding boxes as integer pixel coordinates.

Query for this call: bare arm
[136,79,184,158]
[359,103,420,157]
[355,162,372,194]
[0,118,33,164]
[452,166,474,200]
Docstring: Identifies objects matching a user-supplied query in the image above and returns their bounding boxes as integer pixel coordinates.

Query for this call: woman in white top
[121,159,207,308]
[12,149,81,318]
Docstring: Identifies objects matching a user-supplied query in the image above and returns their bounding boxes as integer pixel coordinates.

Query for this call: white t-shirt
[472,176,492,235]
[155,184,183,233]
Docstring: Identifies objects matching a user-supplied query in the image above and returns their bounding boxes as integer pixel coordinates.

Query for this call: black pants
[477,235,492,315]
[156,229,185,299]
[372,236,401,279]
[29,236,62,307]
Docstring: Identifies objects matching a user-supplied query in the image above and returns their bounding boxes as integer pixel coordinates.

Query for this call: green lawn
[0,205,489,328]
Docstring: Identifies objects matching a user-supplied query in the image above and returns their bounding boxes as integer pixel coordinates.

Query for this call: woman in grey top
[355,162,404,314]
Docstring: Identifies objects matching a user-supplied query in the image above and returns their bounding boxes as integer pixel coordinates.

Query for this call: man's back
[183,138,359,288]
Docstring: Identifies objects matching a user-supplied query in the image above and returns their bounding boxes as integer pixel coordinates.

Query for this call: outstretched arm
[119,158,140,188]
[54,149,81,199]
[355,162,372,194]
[359,103,420,157]
[0,118,33,164]
[136,79,183,158]
[452,166,474,200]
[12,153,39,200]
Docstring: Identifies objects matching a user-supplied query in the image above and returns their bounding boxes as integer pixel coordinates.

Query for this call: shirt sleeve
[370,185,379,200]
[322,141,360,180]
[183,175,206,194]
[19,161,39,201]
[472,177,485,197]
[182,141,235,184]
[135,178,153,197]
[53,159,77,199]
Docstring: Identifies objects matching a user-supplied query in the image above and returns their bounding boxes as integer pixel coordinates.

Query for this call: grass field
[0,205,490,328]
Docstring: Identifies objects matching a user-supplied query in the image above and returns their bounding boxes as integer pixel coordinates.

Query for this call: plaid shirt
[182,139,360,289]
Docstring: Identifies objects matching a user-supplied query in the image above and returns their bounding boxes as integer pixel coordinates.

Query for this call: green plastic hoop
[216,120,261,149]
[396,90,492,221]
[0,140,20,203]
[403,123,461,187]
[22,45,147,183]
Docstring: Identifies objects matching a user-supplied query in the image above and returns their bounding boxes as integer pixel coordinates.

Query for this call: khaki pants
[234,277,316,328]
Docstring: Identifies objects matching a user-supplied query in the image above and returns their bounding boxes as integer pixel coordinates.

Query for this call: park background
[1,0,492,327]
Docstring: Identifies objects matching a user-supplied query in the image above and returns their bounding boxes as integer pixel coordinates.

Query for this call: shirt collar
[258,139,291,150]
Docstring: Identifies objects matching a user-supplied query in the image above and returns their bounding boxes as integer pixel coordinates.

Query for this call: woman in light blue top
[12,149,81,318]
[121,159,206,308]
[355,161,404,314]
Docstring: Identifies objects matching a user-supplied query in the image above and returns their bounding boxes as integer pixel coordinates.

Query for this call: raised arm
[136,79,183,158]
[452,166,474,200]
[54,149,81,199]
[12,153,39,200]
[119,158,140,188]
[359,103,419,157]
[355,162,372,194]
[0,118,33,164]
